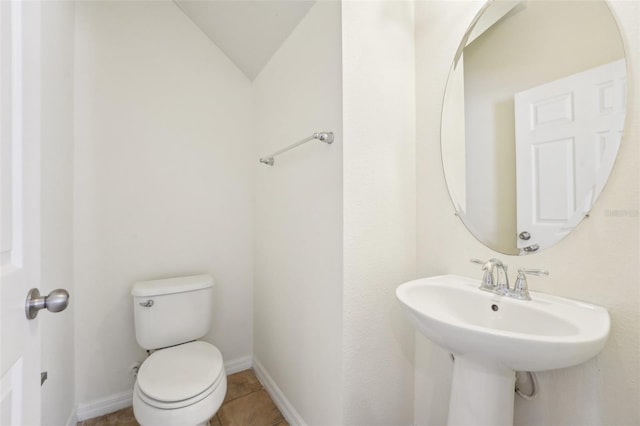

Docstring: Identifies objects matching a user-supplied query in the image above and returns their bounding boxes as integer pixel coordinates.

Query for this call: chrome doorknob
[518,231,531,241]
[25,288,70,320]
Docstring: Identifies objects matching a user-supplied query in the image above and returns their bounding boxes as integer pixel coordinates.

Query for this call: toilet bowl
[133,341,227,426]
[131,275,226,426]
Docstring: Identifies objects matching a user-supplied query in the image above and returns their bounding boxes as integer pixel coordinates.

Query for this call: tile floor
[77,369,288,426]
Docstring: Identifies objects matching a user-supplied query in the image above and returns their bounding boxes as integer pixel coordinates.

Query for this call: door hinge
[41,371,48,386]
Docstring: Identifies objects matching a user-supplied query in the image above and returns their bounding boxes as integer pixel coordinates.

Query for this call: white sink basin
[397,275,610,425]
[396,274,610,372]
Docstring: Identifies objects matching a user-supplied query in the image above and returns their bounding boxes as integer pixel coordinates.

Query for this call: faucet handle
[512,268,549,300]
[518,268,549,277]
[471,258,504,267]
[470,258,495,289]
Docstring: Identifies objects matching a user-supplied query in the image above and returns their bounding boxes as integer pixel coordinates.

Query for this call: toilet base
[133,375,227,426]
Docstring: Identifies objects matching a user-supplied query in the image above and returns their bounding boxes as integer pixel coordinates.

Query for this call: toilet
[131,274,227,426]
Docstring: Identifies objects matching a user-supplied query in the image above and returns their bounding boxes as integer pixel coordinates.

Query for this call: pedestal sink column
[448,356,516,426]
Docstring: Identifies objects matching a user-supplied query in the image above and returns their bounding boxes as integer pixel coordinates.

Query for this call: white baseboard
[75,355,253,421]
[76,390,133,422]
[65,408,77,426]
[252,356,306,426]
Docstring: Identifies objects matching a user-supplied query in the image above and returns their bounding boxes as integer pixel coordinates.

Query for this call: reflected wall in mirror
[441,0,627,255]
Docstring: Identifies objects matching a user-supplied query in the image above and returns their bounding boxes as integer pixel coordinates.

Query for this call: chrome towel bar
[259,131,334,166]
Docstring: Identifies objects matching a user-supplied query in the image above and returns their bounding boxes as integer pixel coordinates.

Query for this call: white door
[514,59,626,253]
[1,2,42,424]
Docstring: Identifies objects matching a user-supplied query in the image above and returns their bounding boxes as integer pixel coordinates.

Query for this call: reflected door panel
[514,59,626,252]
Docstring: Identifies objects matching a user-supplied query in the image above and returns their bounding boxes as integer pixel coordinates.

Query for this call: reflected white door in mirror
[440,0,628,255]
[514,59,626,253]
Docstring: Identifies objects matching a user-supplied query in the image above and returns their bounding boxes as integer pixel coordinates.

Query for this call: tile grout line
[221,386,266,405]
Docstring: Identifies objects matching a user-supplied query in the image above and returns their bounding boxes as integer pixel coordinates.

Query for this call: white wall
[39,2,76,425]
[415,0,640,425]
[252,2,344,424]
[73,0,253,409]
[341,1,416,424]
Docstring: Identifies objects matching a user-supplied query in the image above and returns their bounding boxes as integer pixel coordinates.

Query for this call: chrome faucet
[512,268,549,300]
[470,258,504,292]
[470,258,548,301]
[494,261,510,296]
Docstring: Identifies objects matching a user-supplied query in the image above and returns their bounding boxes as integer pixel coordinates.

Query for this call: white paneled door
[514,59,626,253]
[1,2,42,424]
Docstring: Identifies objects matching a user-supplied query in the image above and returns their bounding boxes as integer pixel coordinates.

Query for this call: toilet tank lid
[131,274,214,297]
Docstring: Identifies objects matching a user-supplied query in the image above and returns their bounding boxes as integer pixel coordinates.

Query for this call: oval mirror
[441,0,627,255]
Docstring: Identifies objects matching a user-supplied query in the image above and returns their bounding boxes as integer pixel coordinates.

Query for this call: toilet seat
[135,367,225,410]
[136,341,225,408]
[133,368,227,426]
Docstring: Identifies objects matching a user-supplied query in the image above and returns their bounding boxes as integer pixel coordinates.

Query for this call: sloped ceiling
[175,0,316,80]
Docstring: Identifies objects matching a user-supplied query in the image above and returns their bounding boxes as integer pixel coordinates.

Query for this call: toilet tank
[132,274,214,350]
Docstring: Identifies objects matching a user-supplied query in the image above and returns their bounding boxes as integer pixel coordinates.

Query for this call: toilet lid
[137,341,224,402]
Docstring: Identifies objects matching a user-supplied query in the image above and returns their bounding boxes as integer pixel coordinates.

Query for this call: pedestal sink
[396,275,610,426]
